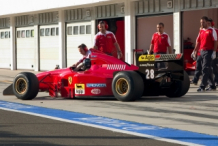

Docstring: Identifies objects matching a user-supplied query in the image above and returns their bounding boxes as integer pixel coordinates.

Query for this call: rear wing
[136,54,184,80]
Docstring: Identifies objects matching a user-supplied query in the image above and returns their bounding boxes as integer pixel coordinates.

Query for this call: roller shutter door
[0,29,10,68]
[66,22,93,67]
[39,25,59,71]
[16,27,35,70]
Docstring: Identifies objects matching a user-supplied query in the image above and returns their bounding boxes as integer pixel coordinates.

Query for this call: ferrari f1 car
[3,49,190,101]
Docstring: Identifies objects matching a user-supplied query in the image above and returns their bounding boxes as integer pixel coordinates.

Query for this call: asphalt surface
[0,109,183,146]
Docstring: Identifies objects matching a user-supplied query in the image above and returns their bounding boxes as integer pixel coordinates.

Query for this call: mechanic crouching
[71,44,91,71]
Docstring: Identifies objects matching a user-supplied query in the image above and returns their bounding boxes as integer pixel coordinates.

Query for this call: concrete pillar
[124,0,135,64]
[10,16,16,70]
[34,25,39,71]
[91,19,96,45]
[173,12,182,53]
[58,10,66,68]
[173,0,182,53]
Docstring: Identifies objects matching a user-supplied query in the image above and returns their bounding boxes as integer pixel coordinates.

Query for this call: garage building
[0,0,218,71]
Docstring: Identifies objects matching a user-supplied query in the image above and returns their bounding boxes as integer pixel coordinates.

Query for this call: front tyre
[112,71,144,101]
[13,72,39,100]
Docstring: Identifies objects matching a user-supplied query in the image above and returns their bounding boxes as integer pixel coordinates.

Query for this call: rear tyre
[112,71,144,101]
[166,71,190,98]
[13,72,39,100]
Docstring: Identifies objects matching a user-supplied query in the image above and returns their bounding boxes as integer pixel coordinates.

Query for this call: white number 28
[145,69,154,79]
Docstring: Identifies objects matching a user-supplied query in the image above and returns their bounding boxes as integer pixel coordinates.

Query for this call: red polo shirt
[196,29,204,56]
[151,32,171,53]
[196,27,217,51]
[94,31,117,54]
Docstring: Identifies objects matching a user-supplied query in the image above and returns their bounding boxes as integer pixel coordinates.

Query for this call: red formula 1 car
[3,49,190,101]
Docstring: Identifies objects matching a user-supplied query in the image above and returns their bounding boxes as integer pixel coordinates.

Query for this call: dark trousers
[154,52,166,69]
[212,52,218,84]
[193,56,202,83]
[200,50,215,89]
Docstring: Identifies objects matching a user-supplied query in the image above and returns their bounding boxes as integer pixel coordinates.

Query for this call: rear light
[155,54,161,59]
[176,54,182,59]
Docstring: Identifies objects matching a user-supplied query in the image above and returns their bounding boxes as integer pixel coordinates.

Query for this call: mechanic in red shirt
[71,44,91,71]
[93,21,123,59]
[190,26,203,85]
[192,16,217,91]
[148,22,172,68]
[148,22,172,55]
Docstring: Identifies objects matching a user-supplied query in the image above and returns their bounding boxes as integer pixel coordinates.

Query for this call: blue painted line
[0,100,218,146]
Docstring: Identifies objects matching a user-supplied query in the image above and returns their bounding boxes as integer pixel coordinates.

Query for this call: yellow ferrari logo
[75,84,85,94]
[68,76,72,85]
[139,55,155,61]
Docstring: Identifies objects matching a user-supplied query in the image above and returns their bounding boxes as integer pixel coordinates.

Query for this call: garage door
[40,25,59,71]
[66,22,93,67]
[0,29,10,68]
[17,27,35,70]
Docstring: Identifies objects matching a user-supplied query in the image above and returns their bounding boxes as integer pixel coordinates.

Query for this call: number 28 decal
[145,69,154,79]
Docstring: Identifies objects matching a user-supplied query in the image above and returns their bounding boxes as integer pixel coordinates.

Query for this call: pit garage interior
[1,0,218,71]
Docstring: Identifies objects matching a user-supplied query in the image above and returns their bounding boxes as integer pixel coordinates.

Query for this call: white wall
[0,0,114,16]
[137,15,174,52]
[183,8,218,46]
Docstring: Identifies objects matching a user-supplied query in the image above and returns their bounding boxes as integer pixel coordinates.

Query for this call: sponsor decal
[91,89,101,95]
[139,63,154,67]
[107,36,111,38]
[75,84,85,94]
[68,76,72,85]
[139,55,155,61]
[87,84,106,88]
[91,55,97,58]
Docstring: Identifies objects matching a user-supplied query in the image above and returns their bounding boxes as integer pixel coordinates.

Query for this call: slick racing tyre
[13,72,39,100]
[166,71,190,98]
[112,71,144,101]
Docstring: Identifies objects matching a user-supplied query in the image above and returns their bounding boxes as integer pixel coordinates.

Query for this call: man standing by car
[148,22,172,55]
[93,21,123,59]
[190,26,203,85]
[192,16,217,92]
[148,22,172,68]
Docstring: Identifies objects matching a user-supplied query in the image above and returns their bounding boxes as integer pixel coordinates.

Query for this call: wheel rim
[15,78,27,94]
[115,78,129,96]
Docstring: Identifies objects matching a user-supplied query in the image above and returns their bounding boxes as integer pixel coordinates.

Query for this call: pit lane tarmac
[0,109,185,146]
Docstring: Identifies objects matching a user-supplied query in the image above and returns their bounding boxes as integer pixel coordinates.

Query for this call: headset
[98,21,108,30]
